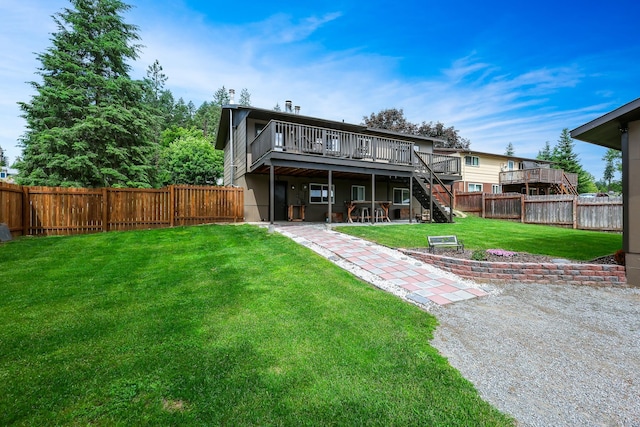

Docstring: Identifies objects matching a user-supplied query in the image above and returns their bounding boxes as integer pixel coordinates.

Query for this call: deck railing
[251,120,460,174]
[415,152,461,175]
[499,168,578,187]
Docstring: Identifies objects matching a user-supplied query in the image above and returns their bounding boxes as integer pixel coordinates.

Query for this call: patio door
[274,181,288,221]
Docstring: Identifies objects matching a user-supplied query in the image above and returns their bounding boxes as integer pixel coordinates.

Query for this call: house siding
[239,174,426,223]
[234,119,248,180]
[223,138,232,186]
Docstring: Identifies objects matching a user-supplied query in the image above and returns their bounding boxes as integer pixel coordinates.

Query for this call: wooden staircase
[412,155,455,223]
[553,172,579,195]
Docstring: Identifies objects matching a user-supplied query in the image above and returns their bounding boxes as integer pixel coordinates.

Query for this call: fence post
[169,185,175,227]
[22,186,30,236]
[481,192,486,218]
[102,188,108,232]
[572,196,577,229]
[520,194,525,224]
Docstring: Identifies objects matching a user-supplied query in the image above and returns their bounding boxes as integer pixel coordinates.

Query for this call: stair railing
[414,154,454,222]
[561,172,579,196]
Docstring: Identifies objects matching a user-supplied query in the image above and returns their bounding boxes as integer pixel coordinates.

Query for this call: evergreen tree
[239,88,251,106]
[16,0,154,188]
[273,103,282,111]
[172,98,194,128]
[537,141,553,161]
[194,101,218,138]
[551,128,596,193]
[142,59,172,186]
[0,146,7,167]
[505,142,515,156]
[212,86,230,106]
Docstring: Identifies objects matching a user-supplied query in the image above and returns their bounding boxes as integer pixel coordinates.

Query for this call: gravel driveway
[430,283,640,426]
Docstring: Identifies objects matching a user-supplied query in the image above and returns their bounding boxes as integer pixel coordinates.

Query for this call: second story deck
[499,167,578,187]
[250,120,462,177]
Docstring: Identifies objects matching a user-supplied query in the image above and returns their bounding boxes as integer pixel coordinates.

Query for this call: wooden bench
[427,235,464,253]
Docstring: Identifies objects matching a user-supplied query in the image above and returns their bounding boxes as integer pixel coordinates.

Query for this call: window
[255,123,266,137]
[309,183,335,204]
[464,155,479,166]
[492,184,501,194]
[351,185,365,201]
[507,160,515,170]
[0,171,6,179]
[468,183,483,192]
[393,188,410,205]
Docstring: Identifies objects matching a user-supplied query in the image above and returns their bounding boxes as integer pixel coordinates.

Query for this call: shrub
[471,250,487,261]
[614,249,625,265]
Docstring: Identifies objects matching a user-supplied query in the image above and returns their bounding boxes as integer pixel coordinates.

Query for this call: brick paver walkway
[274,224,488,307]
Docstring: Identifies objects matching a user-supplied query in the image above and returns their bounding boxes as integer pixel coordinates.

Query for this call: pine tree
[212,86,230,106]
[16,0,155,188]
[505,142,515,156]
[0,146,7,167]
[239,88,251,106]
[551,128,596,193]
[537,141,553,161]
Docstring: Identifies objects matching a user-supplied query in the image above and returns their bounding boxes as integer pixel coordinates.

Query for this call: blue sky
[2,0,639,182]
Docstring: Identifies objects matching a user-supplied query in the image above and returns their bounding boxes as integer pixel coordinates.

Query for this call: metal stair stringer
[411,176,451,223]
[411,154,455,223]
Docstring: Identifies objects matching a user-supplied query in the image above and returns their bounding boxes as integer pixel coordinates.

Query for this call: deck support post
[371,173,375,223]
[409,175,413,223]
[269,164,275,224]
[328,170,332,223]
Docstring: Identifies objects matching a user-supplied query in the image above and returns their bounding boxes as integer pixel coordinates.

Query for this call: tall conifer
[16,0,154,187]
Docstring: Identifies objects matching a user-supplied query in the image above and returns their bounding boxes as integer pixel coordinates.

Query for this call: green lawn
[0,225,512,426]
[336,215,622,261]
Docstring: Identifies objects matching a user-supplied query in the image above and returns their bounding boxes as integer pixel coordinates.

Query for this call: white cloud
[0,1,619,181]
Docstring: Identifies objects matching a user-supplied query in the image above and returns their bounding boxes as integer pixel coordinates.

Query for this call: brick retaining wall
[400,250,627,287]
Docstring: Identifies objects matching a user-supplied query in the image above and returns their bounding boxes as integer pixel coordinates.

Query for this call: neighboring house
[571,96,640,286]
[215,102,462,223]
[434,148,578,195]
[0,167,16,183]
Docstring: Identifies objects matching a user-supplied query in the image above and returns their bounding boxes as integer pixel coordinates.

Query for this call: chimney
[285,100,292,113]
[229,88,235,104]
[294,106,300,115]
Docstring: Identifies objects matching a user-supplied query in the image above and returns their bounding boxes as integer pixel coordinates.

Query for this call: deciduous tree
[362,108,470,149]
[159,134,223,185]
[600,148,622,193]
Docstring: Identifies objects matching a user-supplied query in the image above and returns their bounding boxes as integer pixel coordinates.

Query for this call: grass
[0,225,513,426]
[336,215,622,261]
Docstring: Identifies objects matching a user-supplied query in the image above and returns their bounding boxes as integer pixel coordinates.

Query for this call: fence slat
[455,191,622,231]
[0,184,243,237]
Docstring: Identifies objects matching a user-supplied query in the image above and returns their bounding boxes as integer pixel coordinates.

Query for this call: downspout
[229,108,234,187]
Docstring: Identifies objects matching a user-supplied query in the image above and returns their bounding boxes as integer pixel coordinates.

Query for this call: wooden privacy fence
[454,191,622,231]
[0,182,244,237]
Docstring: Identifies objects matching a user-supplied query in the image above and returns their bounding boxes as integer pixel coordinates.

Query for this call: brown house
[571,97,640,286]
[215,102,462,223]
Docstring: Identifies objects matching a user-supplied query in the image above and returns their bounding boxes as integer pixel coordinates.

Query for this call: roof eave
[570,97,640,150]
